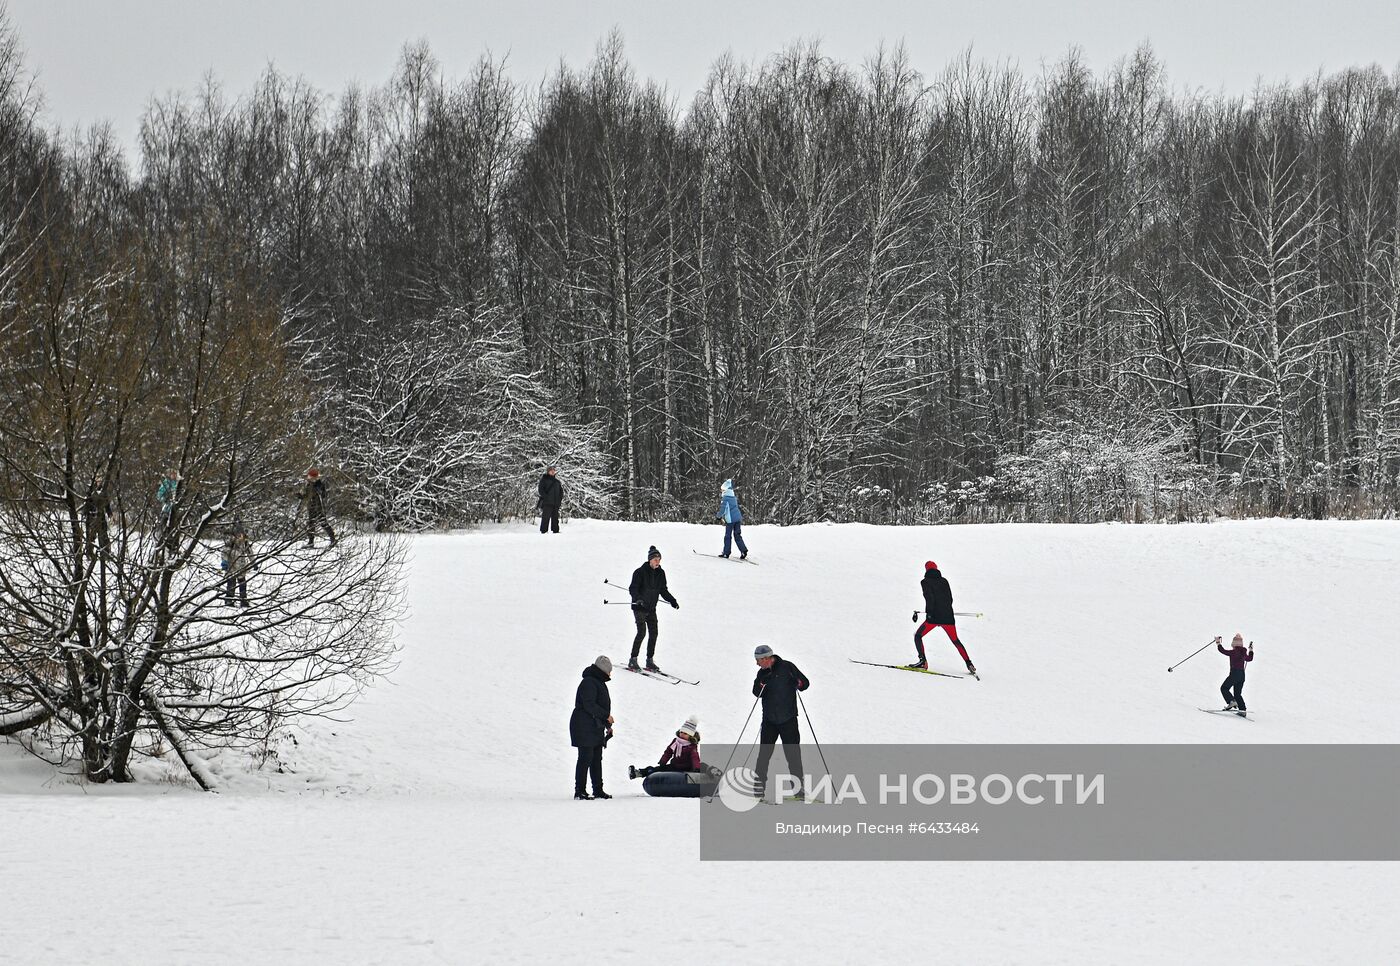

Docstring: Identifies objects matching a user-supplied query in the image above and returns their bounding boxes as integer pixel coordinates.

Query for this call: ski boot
[740,552,748,560]
[719,552,730,558]
[627,657,641,672]
[905,658,928,670]
[965,661,978,675]
[645,660,661,673]
[1222,701,1237,711]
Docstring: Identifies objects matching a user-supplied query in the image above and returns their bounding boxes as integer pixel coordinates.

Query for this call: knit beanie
[594,655,612,676]
[647,545,661,561]
[925,560,938,571]
[754,644,774,660]
[679,716,699,738]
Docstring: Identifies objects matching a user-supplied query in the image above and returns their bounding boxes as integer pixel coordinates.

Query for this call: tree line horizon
[10,20,1400,525]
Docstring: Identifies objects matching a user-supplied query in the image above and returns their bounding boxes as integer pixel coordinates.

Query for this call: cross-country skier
[297,468,336,548]
[628,546,679,673]
[628,715,702,780]
[537,466,563,534]
[752,644,808,801]
[570,656,614,800]
[715,479,748,559]
[910,561,977,675]
[1217,633,1254,716]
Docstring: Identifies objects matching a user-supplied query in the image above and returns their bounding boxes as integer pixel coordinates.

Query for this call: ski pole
[602,599,632,606]
[913,610,984,622]
[707,686,763,803]
[1167,638,1218,673]
[796,690,830,784]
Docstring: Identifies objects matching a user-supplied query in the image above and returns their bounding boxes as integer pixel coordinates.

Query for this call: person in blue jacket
[716,479,748,559]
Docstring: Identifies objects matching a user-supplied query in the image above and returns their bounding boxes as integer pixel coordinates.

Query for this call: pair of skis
[1199,708,1255,720]
[692,549,757,564]
[613,659,699,686]
[849,659,976,680]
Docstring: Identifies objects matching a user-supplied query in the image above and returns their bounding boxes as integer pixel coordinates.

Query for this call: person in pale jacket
[716,479,748,559]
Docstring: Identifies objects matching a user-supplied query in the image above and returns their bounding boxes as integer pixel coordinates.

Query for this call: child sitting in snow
[628,716,701,780]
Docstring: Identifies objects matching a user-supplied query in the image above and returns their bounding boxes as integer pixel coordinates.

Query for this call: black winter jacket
[628,563,677,613]
[570,665,612,747]
[753,656,809,724]
[538,473,564,508]
[921,569,955,624]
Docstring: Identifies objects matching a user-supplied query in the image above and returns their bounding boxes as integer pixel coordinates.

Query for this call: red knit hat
[925,560,938,571]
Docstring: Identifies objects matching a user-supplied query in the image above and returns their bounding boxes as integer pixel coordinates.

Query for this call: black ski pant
[540,506,560,533]
[755,717,803,793]
[1220,669,1247,711]
[224,575,248,607]
[631,609,659,661]
[575,744,604,795]
[306,510,335,546]
[636,763,691,779]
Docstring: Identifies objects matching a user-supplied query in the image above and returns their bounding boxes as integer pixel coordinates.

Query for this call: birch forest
[7,24,1400,525]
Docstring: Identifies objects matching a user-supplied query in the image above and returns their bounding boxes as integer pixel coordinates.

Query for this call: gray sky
[10,0,1400,156]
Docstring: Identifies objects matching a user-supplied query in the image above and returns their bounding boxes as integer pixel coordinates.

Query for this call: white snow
[3,519,1398,964]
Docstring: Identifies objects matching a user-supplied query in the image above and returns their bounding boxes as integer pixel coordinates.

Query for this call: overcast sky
[9,0,1400,156]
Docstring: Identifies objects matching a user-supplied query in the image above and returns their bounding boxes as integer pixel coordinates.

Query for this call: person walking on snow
[628,546,679,673]
[221,520,253,607]
[156,468,180,533]
[297,468,336,548]
[1217,633,1254,716]
[752,644,809,801]
[570,656,614,800]
[538,466,563,534]
[716,479,748,559]
[629,716,702,780]
[911,561,977,675]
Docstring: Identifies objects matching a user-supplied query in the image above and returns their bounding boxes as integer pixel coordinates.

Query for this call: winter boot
[593,790,613,800]
[645,660,661,673]
[1223,701,1237,711]
[905,658,928,670]
[628,765,638,780]
[627,657,640,672]
[574,791,593,801]
[740,552,748,560]
[719,552,730,558]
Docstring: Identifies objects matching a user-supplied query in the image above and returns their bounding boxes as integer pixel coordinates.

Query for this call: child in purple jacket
[1217,633,1255,715]
[629,716,702,780]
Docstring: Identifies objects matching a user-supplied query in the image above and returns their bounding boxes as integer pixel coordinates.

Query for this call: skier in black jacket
[752,644,808,800]
[538,466,563,534]
[911,561,976,674]
[627,546,679,673]
[570,656,614,800]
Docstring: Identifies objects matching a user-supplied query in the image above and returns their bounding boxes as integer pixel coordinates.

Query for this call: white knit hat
[679,716,699,737]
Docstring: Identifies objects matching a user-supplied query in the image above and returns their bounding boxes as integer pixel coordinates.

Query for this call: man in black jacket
[911,561,976,674]
[752,644,808,801]
[538,466,564,534]
[569,656,614,800]
[628,546,679,673]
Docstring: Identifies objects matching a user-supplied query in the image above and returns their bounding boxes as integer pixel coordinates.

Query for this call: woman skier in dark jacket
[570,656,614,799]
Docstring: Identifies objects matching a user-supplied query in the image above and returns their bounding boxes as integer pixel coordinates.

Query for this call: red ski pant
[916,622,970,664]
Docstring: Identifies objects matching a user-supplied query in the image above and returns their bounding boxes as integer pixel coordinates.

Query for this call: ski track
[3,519,1398,964]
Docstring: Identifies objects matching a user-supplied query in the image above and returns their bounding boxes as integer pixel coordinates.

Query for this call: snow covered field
[4,519,1398,964]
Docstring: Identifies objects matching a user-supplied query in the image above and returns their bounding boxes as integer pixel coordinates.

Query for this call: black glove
[670,600,680,610]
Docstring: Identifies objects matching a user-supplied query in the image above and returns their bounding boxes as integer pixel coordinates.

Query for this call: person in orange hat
[298,467,336,548]
[910,561,976,675]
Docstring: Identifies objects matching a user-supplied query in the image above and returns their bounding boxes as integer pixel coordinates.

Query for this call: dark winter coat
[570,664,612,747]
[300,478,328,516]
[921,569,955,624]
[538,473,564,508]
[1218,643,1254,672]
[658,736,702,771]
[753,656,809,724]
[629,563,677,613]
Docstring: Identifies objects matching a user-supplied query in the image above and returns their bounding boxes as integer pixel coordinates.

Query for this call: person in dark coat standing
[911,561,976,674]
[627,546,679,673]
[570,655,614,799]
[1217,633,1255,715]
[538,466,564,534]
[752,644,808,801]
[298,468,336,548]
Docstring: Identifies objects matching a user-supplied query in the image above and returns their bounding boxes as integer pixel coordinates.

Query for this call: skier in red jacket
[628,716,702,780]
[1217,633,1255,715]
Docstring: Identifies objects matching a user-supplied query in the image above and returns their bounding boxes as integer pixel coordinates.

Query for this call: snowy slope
[3,519,1398,964]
